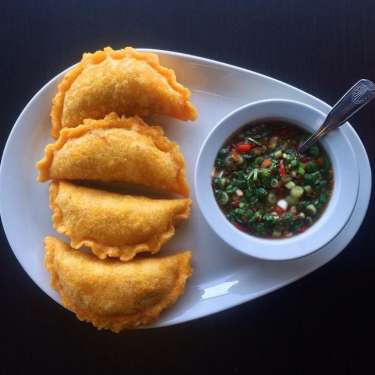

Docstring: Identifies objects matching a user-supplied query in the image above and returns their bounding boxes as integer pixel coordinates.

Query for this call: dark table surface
[1,1,374,373]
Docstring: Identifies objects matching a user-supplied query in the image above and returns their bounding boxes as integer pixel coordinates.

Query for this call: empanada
[49,181,191,261]
[44,236,192,332]
[51,46,197,137]
[37,113,189,196]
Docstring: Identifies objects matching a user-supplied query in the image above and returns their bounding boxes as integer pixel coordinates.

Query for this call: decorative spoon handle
[298,79,375,153]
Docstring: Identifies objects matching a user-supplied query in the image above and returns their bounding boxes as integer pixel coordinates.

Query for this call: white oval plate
[0,49,371,328]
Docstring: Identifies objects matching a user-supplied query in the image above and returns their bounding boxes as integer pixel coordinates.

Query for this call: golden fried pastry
[44,236,192,332]
[37,113,189,196]
[50,46,197,137]
[49,181,191,261]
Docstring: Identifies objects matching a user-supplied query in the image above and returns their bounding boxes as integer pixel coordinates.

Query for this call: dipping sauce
[212,121,333,238]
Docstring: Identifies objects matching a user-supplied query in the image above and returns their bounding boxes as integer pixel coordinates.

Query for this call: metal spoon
[298,79,375,153]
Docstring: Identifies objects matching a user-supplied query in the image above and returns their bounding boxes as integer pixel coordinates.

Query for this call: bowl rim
[194,99,359,261]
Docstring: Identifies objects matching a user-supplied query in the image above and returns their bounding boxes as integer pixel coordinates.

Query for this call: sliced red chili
[275,206,284,215]
[234,223,247,231]
[279,161,286,177]
[316,158,324,166]
[261,159,272,168]
[231,151,239,161]
[236,143,253,153]
[231,196,241,207]
[275,187,286,198]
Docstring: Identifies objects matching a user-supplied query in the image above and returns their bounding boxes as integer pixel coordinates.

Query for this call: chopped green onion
[217,191,229,205]
[273,150,283,158]
[306,204,317,215]
[304,173,313,183]
[219,148,229,156]
[290,159,299,168]
[263,213,276,223]
[225,184,237,194]
[308,145,320,157]
[267,192,277,204]
[297,166,305,175]
[287,195,299,205]
[291,186,304,198]
[281,213,293,225]
[304,185,312,194]
[245,188,253,200]
[319,191,329,204]
[272,230,282,238]
[235,155,244,164]
[215,177,227,189]
[285,181,296,190]
[271,178,279,188]
[254,156,263,165]
[250,168,258,181]
[281,176,292,183]
[322,157,331,172]
[255,187,268,199]
[224,156,233,167]
[310,171,322,184]
[261,168,271,177]
[305,161,318,172]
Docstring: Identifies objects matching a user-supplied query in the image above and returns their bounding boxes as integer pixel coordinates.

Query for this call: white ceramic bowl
[195,99,359,260]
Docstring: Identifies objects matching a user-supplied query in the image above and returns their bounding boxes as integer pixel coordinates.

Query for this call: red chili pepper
[316,158,324,166]
[279,161,286,177]
[231,151,239,161]
[236,143,253,153]
[298,226,306,233]
[261,159,272,168]
[275,206,284,215]
[234,223,247,232]
[275,187,286,198]
[231,196,241,207]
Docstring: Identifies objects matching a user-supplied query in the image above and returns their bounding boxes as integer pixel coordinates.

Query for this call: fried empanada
[51,46,197,137]
[49,181,191,261]
[44,236,192,332]
[37,114,189,196]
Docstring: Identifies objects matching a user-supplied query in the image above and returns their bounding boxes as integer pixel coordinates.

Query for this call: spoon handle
[298,79,375,153]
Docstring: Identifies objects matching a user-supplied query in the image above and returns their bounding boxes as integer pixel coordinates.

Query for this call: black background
[1,1,375,374]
